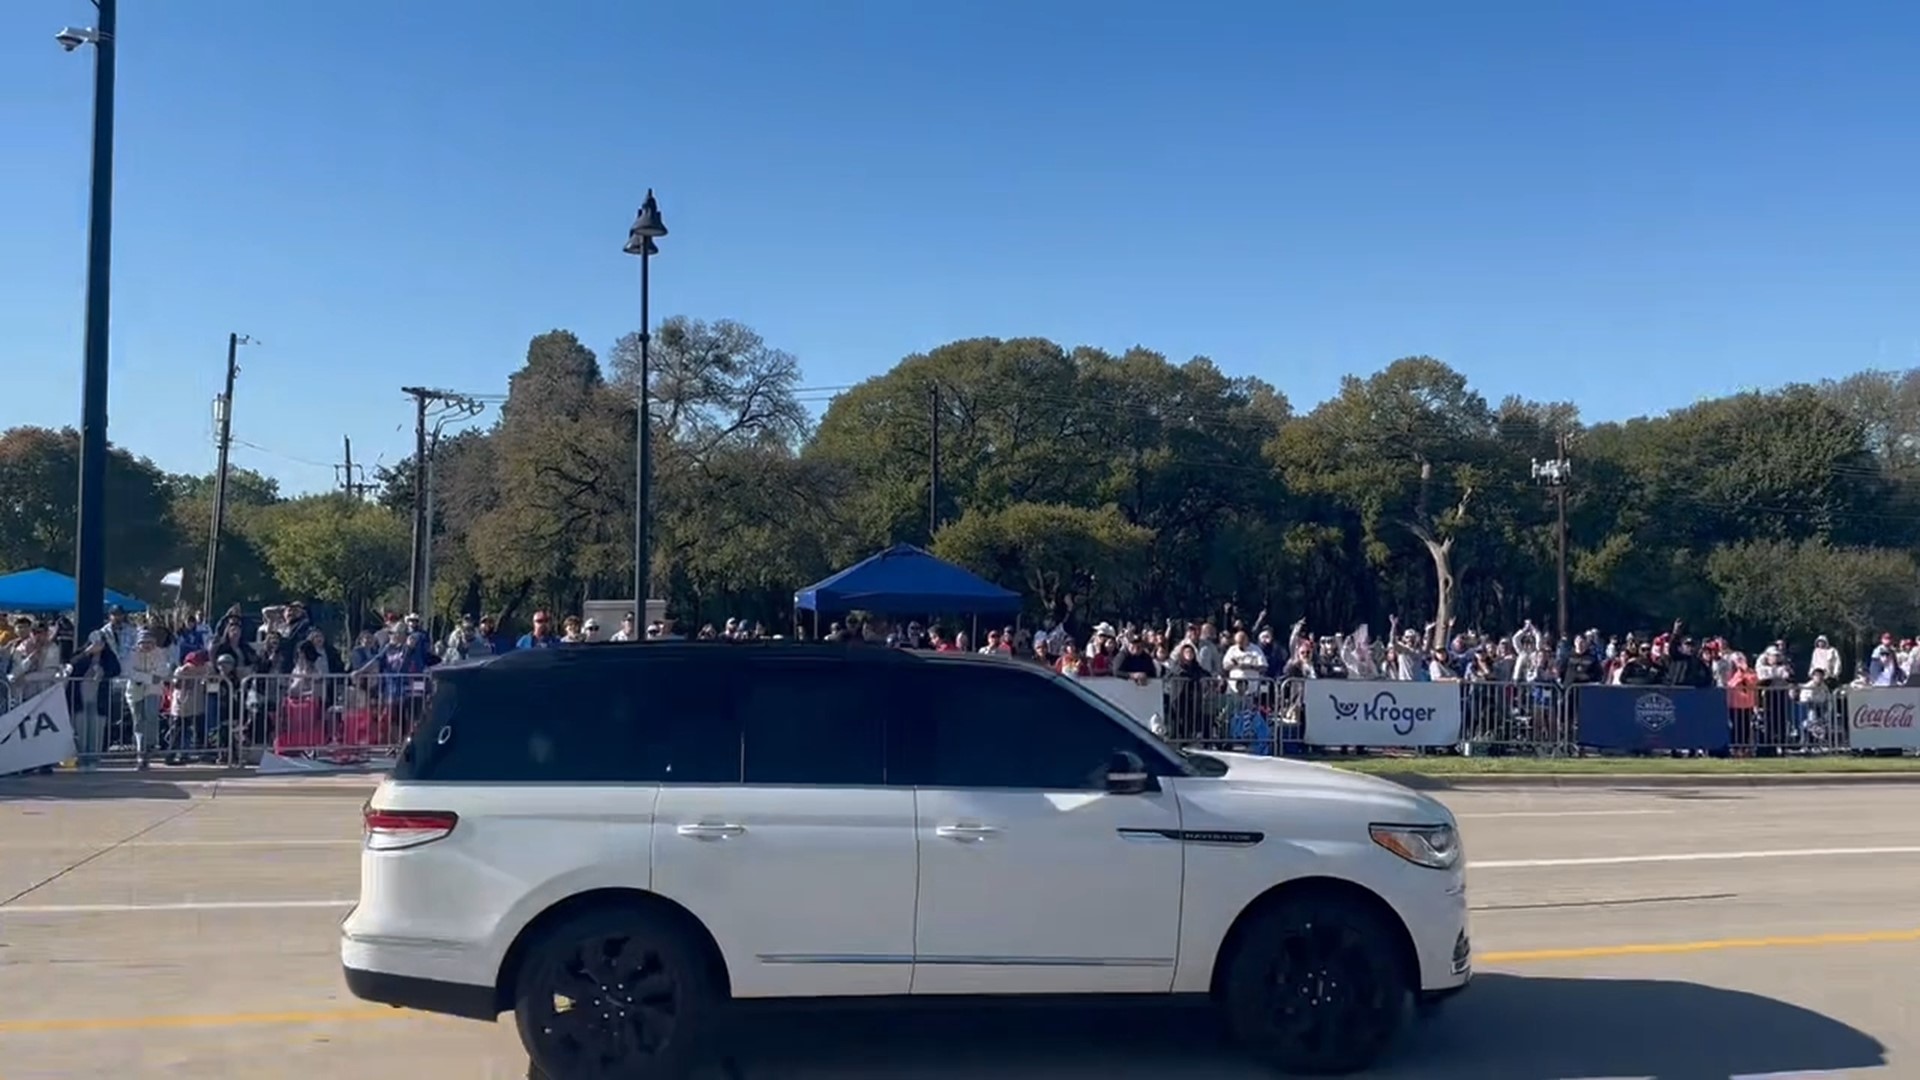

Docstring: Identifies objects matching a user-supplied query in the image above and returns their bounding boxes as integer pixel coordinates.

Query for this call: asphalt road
[0,774,1911,1078]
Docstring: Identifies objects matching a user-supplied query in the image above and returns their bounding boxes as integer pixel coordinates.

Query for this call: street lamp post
[60,1,118,637]
[623,191,667,615]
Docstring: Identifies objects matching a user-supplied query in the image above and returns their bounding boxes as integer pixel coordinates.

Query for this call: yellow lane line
[4,927,1919,1037]
[1478,927,1920,963]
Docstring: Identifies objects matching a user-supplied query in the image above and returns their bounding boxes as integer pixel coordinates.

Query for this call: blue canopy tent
[0,567,147,615]
[794,543,1021,637]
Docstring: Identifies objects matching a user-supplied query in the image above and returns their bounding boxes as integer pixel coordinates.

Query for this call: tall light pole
[1531,434,1573,646]
[623,191,667,612]
[59,4,117,636]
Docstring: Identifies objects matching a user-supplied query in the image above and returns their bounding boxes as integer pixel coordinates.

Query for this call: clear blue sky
[5,0,1918,495]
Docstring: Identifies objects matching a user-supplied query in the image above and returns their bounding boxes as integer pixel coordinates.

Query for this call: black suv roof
[447,641,1027,675]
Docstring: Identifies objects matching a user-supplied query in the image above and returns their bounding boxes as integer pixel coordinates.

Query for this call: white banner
[1079,676,1163,731]
[1304,680,1463,747]
[0,686,77,775]
[1846,687,1920,750]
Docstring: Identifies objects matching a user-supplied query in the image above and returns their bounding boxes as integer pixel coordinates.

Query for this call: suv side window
[638,659,743,784]
[396,667,650,783]
[890,664,1150,790]
[737,660,887,786]
[394,658,742,784]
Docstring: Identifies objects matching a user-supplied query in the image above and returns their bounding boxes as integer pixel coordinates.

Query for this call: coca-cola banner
[1846,687,1920,750]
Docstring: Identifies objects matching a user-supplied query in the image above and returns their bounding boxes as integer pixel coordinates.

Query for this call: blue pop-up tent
[0,567,147,614]
[795,543,1022,617]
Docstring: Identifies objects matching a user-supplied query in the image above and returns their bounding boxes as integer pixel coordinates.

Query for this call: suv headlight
[1370,823,1461,870]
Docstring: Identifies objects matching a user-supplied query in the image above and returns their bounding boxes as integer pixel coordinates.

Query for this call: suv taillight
[363,807,458,851]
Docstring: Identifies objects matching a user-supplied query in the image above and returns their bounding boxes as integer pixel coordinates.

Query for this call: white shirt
[1756,653,1793,682]
[1809,645,1841,681]
[1222,643,1268,691]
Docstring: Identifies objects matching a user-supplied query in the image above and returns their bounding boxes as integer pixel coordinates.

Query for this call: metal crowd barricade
[237,670,425,764]
[1460,679,1573,755]
[1742,683,1848,754]
[1158,674,1298,754]
[1156,673,1584,758]
[21,673,238,768]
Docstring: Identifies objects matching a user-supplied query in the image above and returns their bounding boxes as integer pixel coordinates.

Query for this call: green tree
[467,330,631,616]
[808,338,1290,617]
[932,502,1155,621]
[0,426,184,598]
[168,466,284,610]
[1707,539,1920,657]
[611,317,821,625]
[256,495,411,609]
[1270,358,1497,642]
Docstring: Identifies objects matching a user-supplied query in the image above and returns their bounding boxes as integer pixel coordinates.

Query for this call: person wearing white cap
[123,628,171,769]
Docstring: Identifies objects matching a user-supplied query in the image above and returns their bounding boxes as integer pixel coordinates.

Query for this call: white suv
[342,644,1470,1077]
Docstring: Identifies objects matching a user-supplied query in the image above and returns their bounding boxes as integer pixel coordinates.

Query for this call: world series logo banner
[0,686,78,775]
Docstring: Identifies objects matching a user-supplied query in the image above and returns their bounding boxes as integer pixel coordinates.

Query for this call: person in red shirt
[1055,640,1086,676]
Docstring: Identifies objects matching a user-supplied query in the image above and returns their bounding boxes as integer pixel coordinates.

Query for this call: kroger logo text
[1328,691,1437,736]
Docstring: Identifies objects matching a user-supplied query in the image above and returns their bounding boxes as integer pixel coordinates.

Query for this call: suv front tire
[1219,893,1412,1075]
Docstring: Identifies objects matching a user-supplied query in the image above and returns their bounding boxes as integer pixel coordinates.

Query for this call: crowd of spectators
[7,595,1911,771]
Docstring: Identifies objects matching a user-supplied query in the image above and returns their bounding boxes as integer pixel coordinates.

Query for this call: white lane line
[1472,846,1920,869]
[1456,810,1674,819]
[0,899,355,914]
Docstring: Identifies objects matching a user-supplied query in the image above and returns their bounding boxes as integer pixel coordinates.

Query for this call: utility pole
[404,389,430,613]
[202,332,252,618]
[336,436,371,499]
[422,430,440,634]
[400,387,485,616]
[928,383,941,537]
[1531,433,1573,645]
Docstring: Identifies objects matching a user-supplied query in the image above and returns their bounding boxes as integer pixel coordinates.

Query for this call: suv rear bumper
[343,965,499,1022]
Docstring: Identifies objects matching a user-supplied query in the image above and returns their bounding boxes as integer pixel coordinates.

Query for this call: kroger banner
[1305,681,1462,748]
[1846,687,1920,751]
[1575,686,1730,753]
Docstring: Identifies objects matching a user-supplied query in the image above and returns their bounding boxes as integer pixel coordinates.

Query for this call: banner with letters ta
[0,686,77,775]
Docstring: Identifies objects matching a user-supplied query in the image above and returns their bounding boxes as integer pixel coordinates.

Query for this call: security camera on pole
[1530,434,1573,646]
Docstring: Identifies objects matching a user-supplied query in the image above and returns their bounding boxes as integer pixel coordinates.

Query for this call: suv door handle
[935,823,1000,842]
[676,822,746,840]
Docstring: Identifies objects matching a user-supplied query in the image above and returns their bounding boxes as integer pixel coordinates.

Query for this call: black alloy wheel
[1221,895,1410,1075]
[515,909,717,1079]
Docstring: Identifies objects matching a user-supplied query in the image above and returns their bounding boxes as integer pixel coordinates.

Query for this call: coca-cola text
[1853,702,1915,728]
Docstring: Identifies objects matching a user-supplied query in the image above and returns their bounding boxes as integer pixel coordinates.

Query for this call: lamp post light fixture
[61,0,118,636]
[623,190,668,612]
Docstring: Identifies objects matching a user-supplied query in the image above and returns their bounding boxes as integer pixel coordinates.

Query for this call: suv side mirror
[1105,750,1154,795]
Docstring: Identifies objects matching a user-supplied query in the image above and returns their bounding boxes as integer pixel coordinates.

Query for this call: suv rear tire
[1219,893,1411,1075]
[513,906,720,1079]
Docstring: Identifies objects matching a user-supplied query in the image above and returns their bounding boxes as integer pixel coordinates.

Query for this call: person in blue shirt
[516,611,562,650]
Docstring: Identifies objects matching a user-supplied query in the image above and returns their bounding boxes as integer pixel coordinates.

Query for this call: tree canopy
[8,324,1920,648]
